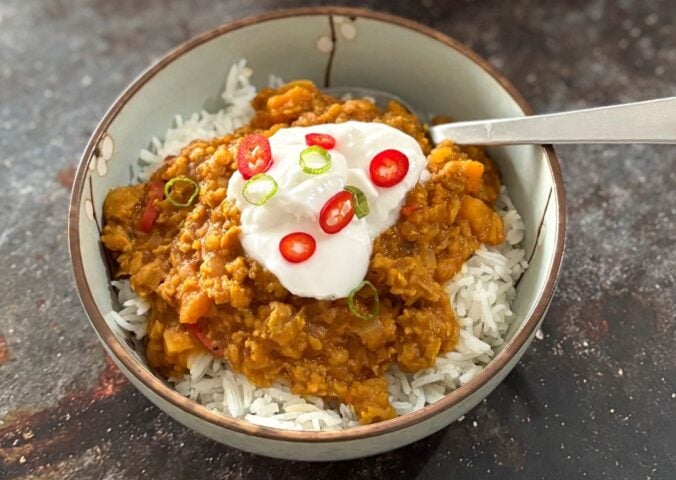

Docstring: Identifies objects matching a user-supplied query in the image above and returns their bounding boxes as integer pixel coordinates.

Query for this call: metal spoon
[325,87,676,145]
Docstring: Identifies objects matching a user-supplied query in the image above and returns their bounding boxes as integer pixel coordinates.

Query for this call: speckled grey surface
[0,0,674,478]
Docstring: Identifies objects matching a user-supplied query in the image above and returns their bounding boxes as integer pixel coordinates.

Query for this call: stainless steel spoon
[324,87,676,145]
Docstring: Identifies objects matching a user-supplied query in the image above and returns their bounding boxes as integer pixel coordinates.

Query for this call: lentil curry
[101,81,505,423]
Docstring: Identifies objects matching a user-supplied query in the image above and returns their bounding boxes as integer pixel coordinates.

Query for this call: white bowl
[68,7,565,461]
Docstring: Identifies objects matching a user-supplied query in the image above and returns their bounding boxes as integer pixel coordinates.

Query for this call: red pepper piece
[237,134,273,179]
[137,181,164,232]
[369,149,410,187]
[319,190,355,234]
[305,132,336,150]
[187,323,221,354]
[400,204,421,217]
[279,232,316,263]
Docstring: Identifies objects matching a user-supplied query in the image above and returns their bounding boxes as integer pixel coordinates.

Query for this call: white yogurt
[227,121,428,299]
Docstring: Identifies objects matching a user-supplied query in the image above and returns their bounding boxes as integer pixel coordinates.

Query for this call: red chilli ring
[279,232,316,263]
[305,132,336,150]
[369,149,409,188]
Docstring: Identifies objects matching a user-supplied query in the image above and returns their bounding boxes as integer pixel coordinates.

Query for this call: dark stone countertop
[0,0,674,478]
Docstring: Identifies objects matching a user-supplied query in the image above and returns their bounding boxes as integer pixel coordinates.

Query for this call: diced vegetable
[137,181,164,232]
[400,203,421,217]
[187,323,221,354]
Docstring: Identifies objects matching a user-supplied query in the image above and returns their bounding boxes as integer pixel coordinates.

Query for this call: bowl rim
[68,6,566,443]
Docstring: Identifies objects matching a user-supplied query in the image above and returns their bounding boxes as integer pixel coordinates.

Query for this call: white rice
[108,61,527,431]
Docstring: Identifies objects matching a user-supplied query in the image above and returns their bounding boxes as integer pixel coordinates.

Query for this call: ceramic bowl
[68,7,565,461]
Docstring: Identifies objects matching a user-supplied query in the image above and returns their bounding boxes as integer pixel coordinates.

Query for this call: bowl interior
[71,9,562,434]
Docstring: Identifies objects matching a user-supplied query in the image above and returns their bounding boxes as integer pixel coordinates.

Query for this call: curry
[101,81,504,423]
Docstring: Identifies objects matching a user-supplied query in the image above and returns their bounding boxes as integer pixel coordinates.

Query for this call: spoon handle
[430,97,676,145]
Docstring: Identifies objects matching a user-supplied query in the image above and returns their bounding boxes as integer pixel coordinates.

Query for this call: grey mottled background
[0,0,675,479]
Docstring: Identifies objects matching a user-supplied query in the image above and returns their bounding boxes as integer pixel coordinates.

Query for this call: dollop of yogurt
[227,121,428,299]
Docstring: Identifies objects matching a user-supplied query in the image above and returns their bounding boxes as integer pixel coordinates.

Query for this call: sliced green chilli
[347,280,380,321]
[164,176,200,208]
[344,185,370,219]
[242,173,278,206]
[299,146,331,174]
